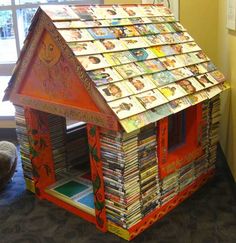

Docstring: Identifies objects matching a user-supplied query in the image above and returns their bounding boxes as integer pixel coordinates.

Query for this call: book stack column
[15,106,33,183]
[207,95,221,171]
[138,124,161,216]
[47,114,67,179]
[66,123,89,171]
[100,129,142,229]
[194,101,210,178]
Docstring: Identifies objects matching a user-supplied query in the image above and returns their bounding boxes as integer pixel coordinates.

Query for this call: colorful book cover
[91,6,129,19]
[95,39,128,53]
[158,83,187,101]
[169,97,192,113]
[41,5,79,20]
[163,16,176,22]
[87,67,123,85]
[106,18,133,27]
[87,28,115,39]
[188,91,208,105]
[53,20,87,29]
[147,70,176,87]
[196,74,218,88]
[97,82,132,101]
[176,77,204,94]
[182,42,201,53]
[129,17,151,25]
[170,22,186,32]
[121,37,149,49]
[143,35,164,46]
[150,45,176,57]
[129,48,156,61]
[104,51,135,66]
[155,6,174,16]
[201,61,216,72]
[139,5,160,17]
[174,32,194,43]
[161,33,177,44]
[121,6,145,18]
[112,26,140,38]
[171,67,193,81]
[108,96,145,119]
[137,59,166,74]
[160,56,185,70]
[134,24,159,35]
[206,85,222,99]
[114,63,145,79]
[148,16,165,23]
[191,51,210,63]
[59,29,93,42]
[120,112,150,133]
[177,53,197,66]
[77,54,110,71]
[209,70,226,83]
[68,41,100,56]
[124,76,156,94]
[135,89,168,109]
[83,20,110,28]
[72,6,95,20]
[146,103,173,123]
[187,64,206,76]
[154,23,172,33]
[218,82,230,91]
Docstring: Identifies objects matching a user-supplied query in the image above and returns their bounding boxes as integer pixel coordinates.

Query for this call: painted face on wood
[38,32,61,67]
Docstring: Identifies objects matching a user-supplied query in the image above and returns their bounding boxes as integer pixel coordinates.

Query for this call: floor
[0,146,235,243]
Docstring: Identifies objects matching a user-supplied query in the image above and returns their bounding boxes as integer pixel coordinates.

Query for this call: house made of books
[3,4,229,240]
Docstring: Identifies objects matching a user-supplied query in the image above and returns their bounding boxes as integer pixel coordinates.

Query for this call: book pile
[15,106,33,180]
[179,162,195,191]
[100,129,142,229]
[194,154,208,178]
[160,171,179,205]
[138,124,160,216]
[207,95,221,170]
[48,114,67,178]
[66,122,89,171]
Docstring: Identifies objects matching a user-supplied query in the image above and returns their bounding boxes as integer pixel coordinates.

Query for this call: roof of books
[4,4,229,133]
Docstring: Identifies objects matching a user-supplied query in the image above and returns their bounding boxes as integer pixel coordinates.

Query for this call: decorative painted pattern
[87,124,107,232]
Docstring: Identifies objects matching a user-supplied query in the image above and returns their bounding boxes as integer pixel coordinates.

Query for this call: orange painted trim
[14,95,119,132]
[43,191,96,224]
[158,104,204,179]
[87,124,107,232]
[24,108,56,198]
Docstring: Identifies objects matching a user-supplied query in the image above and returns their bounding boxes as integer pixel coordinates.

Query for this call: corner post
[24,107,56,198]
[87,124,107,232]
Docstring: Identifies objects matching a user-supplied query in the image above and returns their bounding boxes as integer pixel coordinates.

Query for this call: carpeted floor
[0,146,235,243]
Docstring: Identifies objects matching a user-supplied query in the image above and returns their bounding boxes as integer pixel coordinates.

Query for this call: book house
[3,4,230,240]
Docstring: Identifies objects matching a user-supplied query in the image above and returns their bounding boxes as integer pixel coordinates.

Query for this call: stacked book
[179,162,195,191]
[15,105,33,180]
[100,129,142,229]
[160,171,179,205]
[66,121,89,171]
[48,114,67,178]
[138,124,160,216]
[194,154,208,178]
[207,95,221,170]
